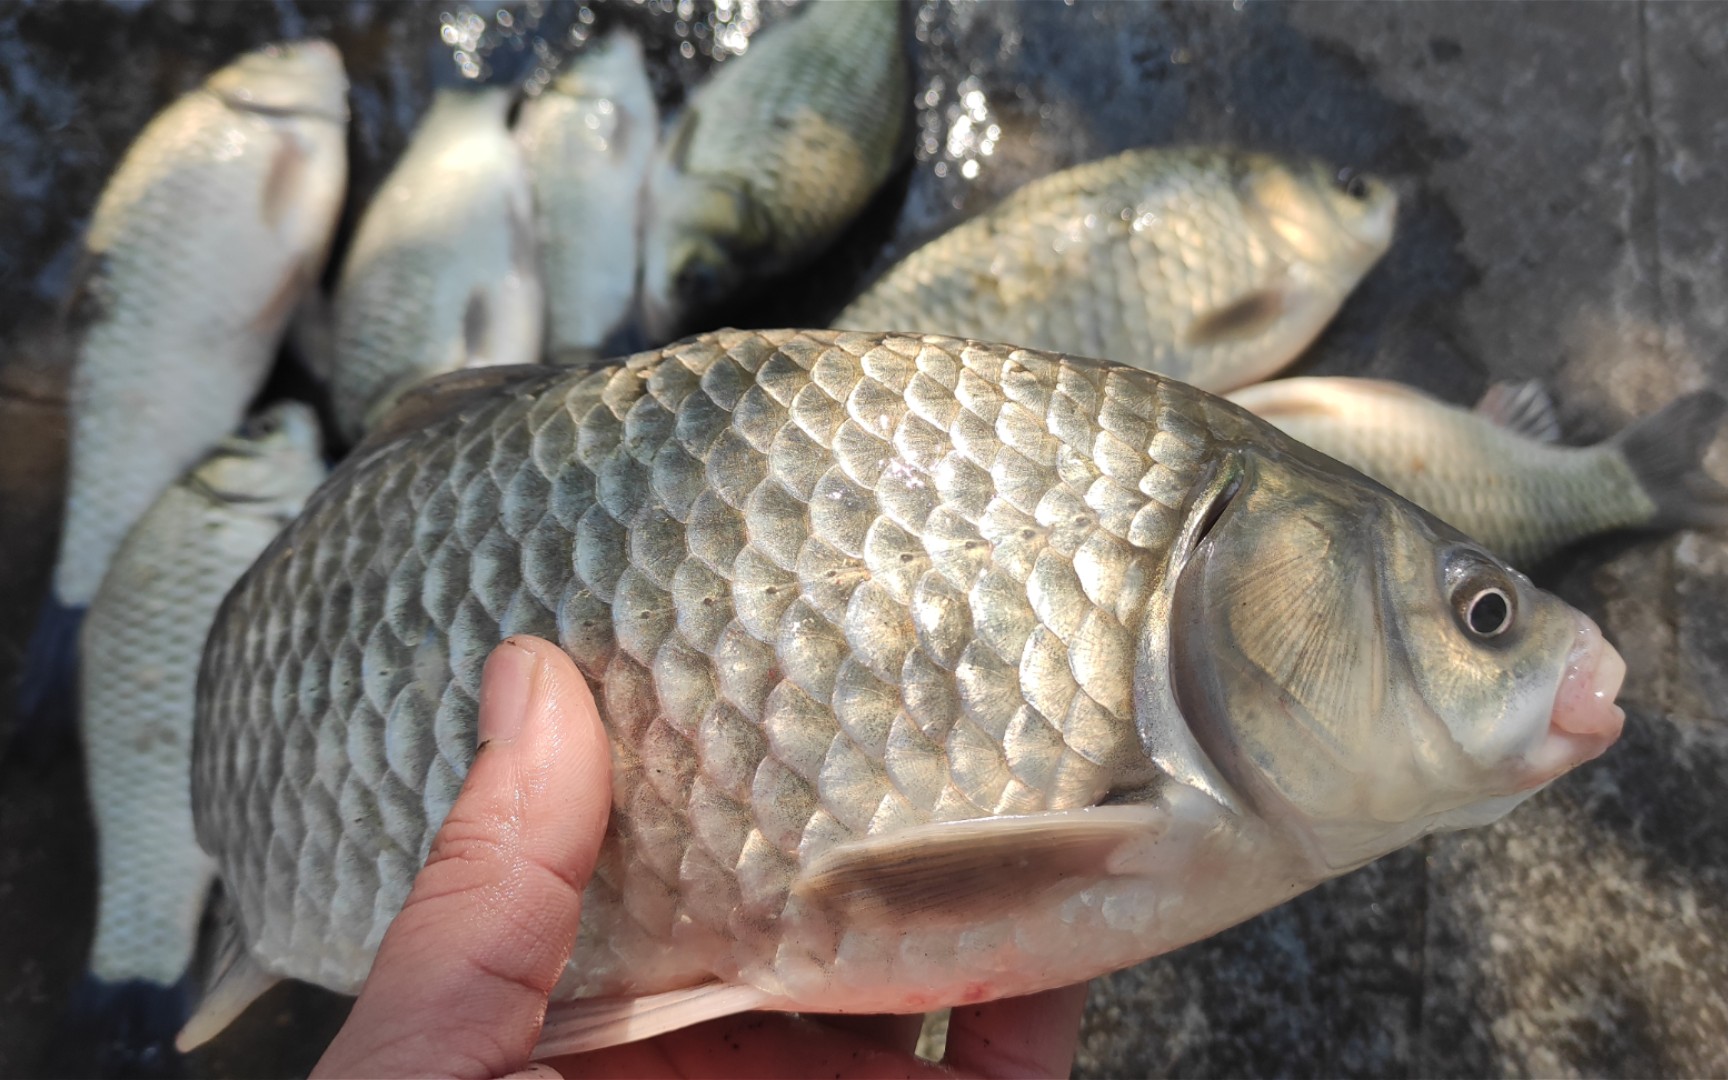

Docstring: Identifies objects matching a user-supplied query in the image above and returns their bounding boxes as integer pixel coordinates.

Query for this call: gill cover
[1166,441,1588,868]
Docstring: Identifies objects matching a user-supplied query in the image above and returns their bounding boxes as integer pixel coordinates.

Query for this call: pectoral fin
[533,983,776,1058]
[1183,288,1287,347]
[791,805,1175,925]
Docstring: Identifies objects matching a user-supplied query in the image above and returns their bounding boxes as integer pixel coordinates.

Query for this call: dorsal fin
[1476,380,1561,442]
[357,364,552,451]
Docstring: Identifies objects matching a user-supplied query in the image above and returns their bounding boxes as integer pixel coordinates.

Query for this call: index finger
[313,636,611,1080]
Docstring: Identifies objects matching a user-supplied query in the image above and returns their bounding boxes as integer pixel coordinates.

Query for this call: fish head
[1237,154,1397,279]
[192,401,327,519]
[206,40,349,124]
[1162,438,1623,871]
[641,169,773,342]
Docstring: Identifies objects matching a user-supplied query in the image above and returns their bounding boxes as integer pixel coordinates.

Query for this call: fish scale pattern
[55,81,346,605]
[834,147,1384,395]
[196,329,1257,1000]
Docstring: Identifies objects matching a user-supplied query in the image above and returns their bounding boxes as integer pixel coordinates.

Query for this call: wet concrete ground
[2,1,1726,1076]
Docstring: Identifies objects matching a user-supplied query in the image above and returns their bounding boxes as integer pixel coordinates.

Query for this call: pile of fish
[23,0,1727,1070]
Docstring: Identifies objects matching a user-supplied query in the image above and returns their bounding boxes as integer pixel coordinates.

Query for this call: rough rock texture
[1,2,1723,1077]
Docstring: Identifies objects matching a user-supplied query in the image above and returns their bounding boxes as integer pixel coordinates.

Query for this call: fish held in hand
[329,87,543,444]
[49,40,347,613]
[515,30,659,360]
[1228,376,1728,565]
[186,330,1623,1055]
[640,0,909,341]
[72,401,325,1064]
[834,147,1395,393]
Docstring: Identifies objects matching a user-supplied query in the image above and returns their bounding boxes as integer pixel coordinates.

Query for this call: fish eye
[1437,556,1520,639]
[1334,168,1370,201]
[243,412,281,439]
[1464,588,1512,637]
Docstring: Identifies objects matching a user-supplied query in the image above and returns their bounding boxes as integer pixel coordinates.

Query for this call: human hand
[313,635,1088,1079]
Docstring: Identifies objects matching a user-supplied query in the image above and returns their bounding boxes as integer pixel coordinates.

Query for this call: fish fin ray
[1182,288,1287,347]
[533,983,775,1058]
[791,806,1173,925]
[1476,380,1561,442]
[175,891,279,1053]
[1615,390,1728,530]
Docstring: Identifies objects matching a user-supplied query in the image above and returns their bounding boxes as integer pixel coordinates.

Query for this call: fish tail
[1615,390,1728,530]
[13,596,82,746]
[48,974,192,1079]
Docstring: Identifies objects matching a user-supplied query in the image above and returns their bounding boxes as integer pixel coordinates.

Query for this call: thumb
[313,636,611,1080]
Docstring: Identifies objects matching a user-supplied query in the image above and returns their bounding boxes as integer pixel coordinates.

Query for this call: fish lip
[1522,615,1627,786]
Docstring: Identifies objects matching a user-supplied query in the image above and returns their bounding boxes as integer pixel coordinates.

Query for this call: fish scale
[52,43,348,608]
[834,147,1394,393]
[196,329,1248,1005]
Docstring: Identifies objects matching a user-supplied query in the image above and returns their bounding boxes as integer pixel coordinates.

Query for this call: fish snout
[1533,616,1626,780]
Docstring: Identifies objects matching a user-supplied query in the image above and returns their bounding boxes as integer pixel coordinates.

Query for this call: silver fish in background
[640,0,909,341]
[329,87,543,444]
[186,330,1623,1054]
[834,147,1396,393]
[1227,376,1728,565]
[515,30,659,360]
[80,402,325,993]
[49,41,347,611]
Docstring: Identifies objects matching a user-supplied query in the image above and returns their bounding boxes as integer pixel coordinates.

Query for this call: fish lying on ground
[183,330,1624,1055]
[71,401,326,1066]
[328,87,543,444]
[834,147,1396,393]
[515,30,659,361]
[640,0,908,342]
[23,41,347,718]
[1227,376,1728,565]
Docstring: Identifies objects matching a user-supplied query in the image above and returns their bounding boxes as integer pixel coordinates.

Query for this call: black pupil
[1468,589,1510,635]
[1337,169,1368,199]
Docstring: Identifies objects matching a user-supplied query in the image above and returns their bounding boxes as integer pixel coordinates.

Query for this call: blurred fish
[640,0,909,341]
[328,87,543,444]
[834,147,1396,392]
[1228,376,1728,565]
[26,41,347,719]
[72,401,325,1069]
[515,30,659,360]
[184,330,1623,1054]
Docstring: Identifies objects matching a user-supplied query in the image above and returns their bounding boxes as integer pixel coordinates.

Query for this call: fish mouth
[1522,615,1627,785]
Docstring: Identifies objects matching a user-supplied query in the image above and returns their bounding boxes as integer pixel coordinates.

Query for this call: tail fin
[47,975,192,1079]
[13,597,82,745]
[1615,390,1728,531]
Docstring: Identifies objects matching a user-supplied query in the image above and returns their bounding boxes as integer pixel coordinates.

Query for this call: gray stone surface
[1,2,1724,1077]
